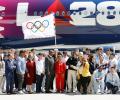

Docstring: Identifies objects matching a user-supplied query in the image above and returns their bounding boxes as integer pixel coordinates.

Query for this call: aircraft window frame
[34,11,37,16]
[79,11,81,15]
[39,11,43,16]
[113,11,116,15]
[62,11,65,16]
[1,12,5,16]
[56,11,59,16]
[67,11,71,16]
[45,11,48,15]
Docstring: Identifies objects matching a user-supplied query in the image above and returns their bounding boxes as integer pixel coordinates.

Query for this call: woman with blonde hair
[76,52,83,92]
[80,57,91,94]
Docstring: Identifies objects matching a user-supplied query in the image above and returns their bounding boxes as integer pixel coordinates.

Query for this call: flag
[22,13,56,39]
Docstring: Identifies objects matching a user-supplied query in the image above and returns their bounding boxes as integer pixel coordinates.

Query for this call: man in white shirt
[117,57,120,78]
[109,53,118,71]
[106,66,119,94]
[36,53,45,93]
[93,65,105,94]
[94,47,107,68]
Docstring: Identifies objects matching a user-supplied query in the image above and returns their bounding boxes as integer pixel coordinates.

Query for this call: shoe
[75,91,81,94]
[28,91,33,94]
[14,89,18,92]
[107,90,111,94]
[0,91,3,94]
[2,90,6,93]
[18,90,24,94]
[22,89,27,93]
[82,92,87,94]
[73,90,77,93]
[10,92,16,94]
[41,88,45,92]
[45,91,52,93]
[51,90,56,93]
[7,92,11,95]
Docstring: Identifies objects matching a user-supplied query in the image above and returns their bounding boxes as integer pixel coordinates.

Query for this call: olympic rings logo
[26,20,49,33]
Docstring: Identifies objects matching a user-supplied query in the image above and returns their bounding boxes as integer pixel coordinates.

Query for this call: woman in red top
[55,53,66,93]
[26,55,36,93]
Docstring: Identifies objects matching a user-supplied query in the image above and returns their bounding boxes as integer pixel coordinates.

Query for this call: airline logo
[16,1,120,27]
[0,0,120,40]
[70,1,120,26]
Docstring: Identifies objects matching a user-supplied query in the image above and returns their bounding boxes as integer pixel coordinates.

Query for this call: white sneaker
[14,89,18,92]
[73,90,77,93]
[75,90,80,94]
[0,91,2,94]
[50,89,56,93]
[18,90,24,94]
[107,90,111,94]
[41,88,45,92]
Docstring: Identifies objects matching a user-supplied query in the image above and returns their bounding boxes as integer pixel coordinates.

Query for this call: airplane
[0,0,120,49]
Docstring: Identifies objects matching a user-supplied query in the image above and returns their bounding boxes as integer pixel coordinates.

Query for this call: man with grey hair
[45,50,55,93]
[66,51,78,93]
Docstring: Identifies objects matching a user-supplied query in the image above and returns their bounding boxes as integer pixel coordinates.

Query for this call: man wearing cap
[93,65,105,94]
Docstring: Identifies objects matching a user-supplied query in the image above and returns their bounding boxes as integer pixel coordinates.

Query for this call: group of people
[0,47,120,95]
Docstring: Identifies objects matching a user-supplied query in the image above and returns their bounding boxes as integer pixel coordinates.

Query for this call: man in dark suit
[45,50,55,93]
[5,54,16,94]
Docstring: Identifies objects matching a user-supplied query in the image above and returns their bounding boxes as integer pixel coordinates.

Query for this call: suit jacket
[45,55,55,75]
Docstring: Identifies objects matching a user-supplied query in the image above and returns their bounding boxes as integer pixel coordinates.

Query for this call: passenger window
[113,11,116,15]
[45,11,48,15]
[1,12,5,16]
[56,11,59,16]
[67,11,71,16]
[39,11,43,16]
[62,11,65,16]
[34,11,37,16]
